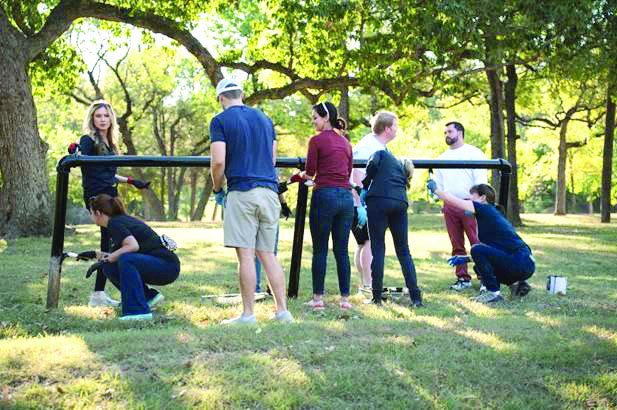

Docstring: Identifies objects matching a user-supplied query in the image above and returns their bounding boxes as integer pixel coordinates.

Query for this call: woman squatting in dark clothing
[300,101,355,310]
[89,194,180,320]
[427,181,535,303]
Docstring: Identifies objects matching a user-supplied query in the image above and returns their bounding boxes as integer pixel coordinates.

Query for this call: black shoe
[410,288,424,307]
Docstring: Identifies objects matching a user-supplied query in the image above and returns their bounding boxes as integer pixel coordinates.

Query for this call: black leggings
[366,197,418,296]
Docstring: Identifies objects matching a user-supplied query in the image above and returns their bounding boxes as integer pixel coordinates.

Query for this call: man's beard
[445,136,457,145]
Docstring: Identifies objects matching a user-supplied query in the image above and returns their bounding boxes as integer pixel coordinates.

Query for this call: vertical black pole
[288,182,309,298]
[47,170,70,309]
[498,161,511,215]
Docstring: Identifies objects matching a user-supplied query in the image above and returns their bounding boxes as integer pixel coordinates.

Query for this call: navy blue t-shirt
[209,105,278,193]
[79,135,117,197]
[473,202,531,254]
[108,215,180,265]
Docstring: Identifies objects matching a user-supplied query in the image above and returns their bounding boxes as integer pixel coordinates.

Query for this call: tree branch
[25,0,82,62]
[76,1,222,85]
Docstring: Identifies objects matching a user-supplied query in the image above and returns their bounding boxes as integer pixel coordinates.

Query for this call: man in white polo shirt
[350,112,390,292]
[435,121,487,291]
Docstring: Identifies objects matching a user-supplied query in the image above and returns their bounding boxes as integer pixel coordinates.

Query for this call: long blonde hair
[82,100,120,155]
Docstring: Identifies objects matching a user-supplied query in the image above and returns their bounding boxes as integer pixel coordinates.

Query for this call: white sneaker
[479,284,487,293]
[450,280,472,291]
[119,313,153,321]
[88,291,120,307]
[221,314,257,325]
[147,293,165,308]
[271,310,294,322]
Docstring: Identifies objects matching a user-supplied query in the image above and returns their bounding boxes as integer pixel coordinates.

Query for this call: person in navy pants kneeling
[89,194,180,320]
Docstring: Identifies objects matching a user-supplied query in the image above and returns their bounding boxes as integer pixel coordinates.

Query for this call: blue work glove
[447,255,471,266]
[214,188,226,207]
[359,189,368,206]
[356,206,367,229]
[426,179,438,195]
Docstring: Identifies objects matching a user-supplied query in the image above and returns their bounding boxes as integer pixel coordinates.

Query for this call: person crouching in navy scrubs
[427,182,535,303]
[89,194,180,320]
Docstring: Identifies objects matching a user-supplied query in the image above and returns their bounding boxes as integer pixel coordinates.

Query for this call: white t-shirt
[351,133,386,205]
[435,144,487,199]
[353,133,386,172]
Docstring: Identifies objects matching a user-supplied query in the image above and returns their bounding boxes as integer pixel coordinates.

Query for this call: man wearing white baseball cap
[209,78,293,324]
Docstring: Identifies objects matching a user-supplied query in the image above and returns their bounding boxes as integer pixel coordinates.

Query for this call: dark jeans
[84,187,118,292]
[102,253,180,315]
[471,244,535,292]
[309,187,354,296]
[366,198,418,297]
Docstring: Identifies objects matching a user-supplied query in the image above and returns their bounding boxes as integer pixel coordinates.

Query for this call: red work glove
[68,143,81,154]
[127,176,150,189]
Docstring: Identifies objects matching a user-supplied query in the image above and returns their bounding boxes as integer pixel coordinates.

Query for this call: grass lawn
[1,213,616,409]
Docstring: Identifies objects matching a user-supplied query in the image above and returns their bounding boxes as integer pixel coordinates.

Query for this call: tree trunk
[555,117,571,215]
[504,64,522,225]
[569,153,576,212]
[0,30,52,238]
[116,118,165,219]
[486,68,505,189]
[339,86,350,130]
[601,88,615,223]
[189,169,198,217]
[191,170,212,221]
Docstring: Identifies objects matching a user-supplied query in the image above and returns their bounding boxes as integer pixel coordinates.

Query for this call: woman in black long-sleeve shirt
[362,150,422,306]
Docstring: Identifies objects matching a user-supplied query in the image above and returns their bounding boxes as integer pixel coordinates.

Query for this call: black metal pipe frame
[47,155,511,307]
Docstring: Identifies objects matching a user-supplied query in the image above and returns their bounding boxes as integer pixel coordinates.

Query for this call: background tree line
[1,0,615,238]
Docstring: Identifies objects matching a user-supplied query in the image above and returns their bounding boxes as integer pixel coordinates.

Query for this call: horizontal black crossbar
[48,155,511,307]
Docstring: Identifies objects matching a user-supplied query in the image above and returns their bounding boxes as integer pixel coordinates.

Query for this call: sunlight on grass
[411,315,449,329]
[525,311,563,327]
[455,329,514,352]
[0,335,98,380]
[583,326,617,346]
[64,305,117,320]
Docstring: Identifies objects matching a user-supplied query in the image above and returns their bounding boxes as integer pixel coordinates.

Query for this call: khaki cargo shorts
[224,187,280,252]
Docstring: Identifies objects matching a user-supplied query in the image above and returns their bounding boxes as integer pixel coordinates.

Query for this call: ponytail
[401,159,414,189]
[89,193,126,217]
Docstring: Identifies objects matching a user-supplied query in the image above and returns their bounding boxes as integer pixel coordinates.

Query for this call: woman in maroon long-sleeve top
[300,101,355,310]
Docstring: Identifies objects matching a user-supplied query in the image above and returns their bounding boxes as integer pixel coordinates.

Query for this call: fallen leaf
[56,386,65,394]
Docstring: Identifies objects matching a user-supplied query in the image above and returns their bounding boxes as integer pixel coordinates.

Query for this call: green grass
[1,214,616,409]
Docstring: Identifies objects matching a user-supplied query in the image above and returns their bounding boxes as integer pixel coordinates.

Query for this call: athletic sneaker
[472,291,504,304]
[271,310,294,322]
[410,288,424,308]
[479,284,487,293]
[358,285,372,295]
[339,300,353,310]
[221,314,257,325]
[119,313,153,321]
[450,279,472,291]
[147,293,165,308]
[88,291,120,307]
[305,299,325,310]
